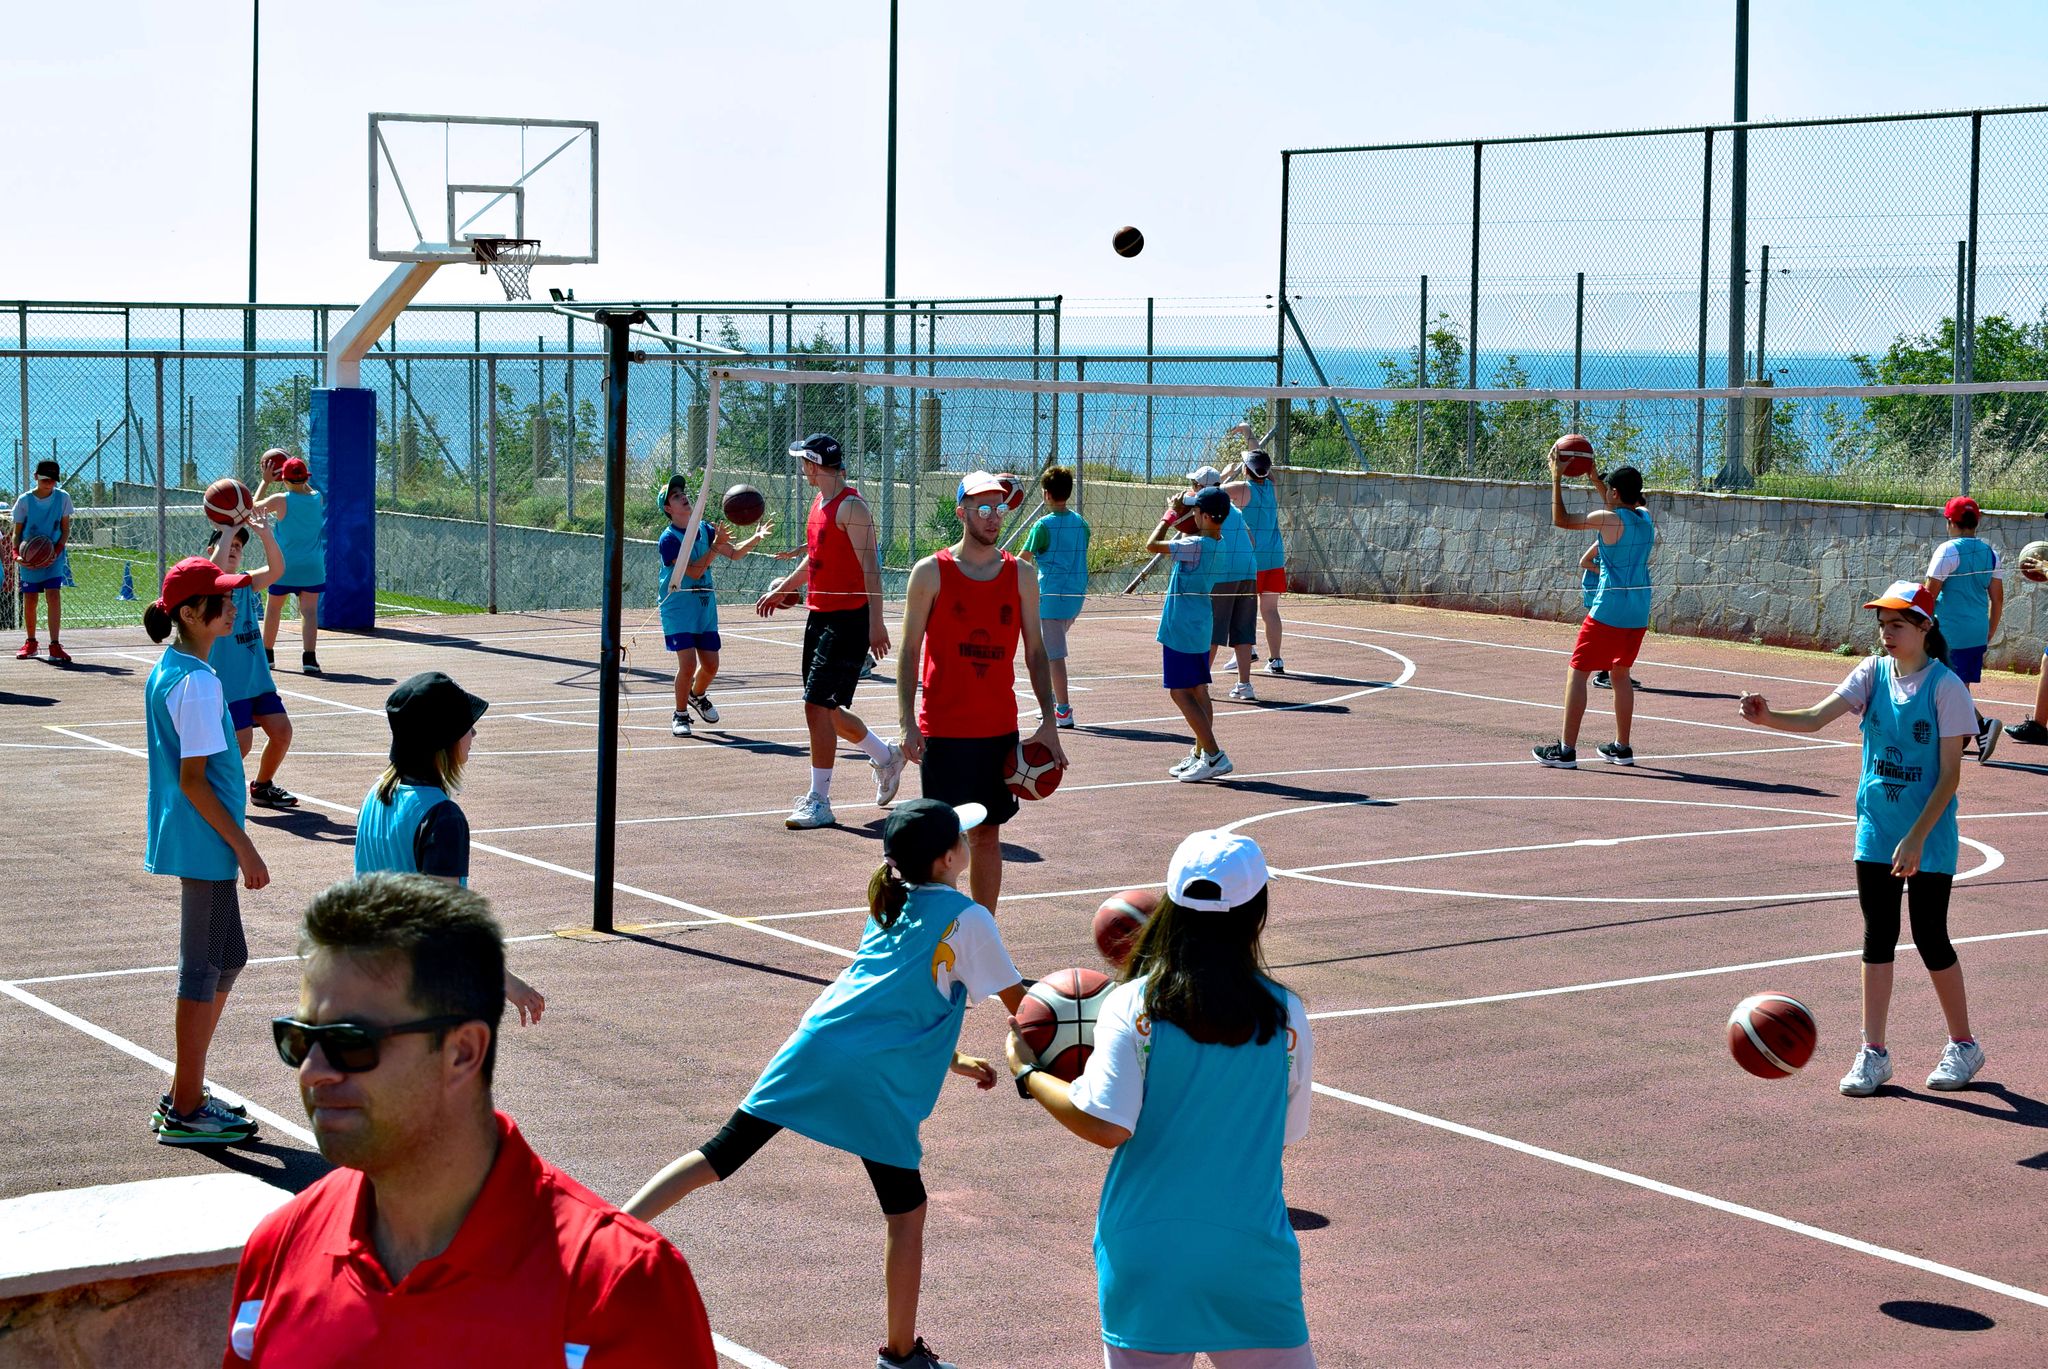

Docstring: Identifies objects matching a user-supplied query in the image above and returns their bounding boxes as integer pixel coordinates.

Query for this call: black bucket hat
[386,671,489,767]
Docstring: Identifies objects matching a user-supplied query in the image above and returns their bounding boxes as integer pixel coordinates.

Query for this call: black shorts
[802,607,871,709]
[1211,578,1257,647]
[920,732,1020,826]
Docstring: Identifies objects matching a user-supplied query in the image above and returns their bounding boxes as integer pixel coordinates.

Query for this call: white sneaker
[784,792,835,830]
[1168,747,1202,777]
[872,742,907,807]
[1228,682,1258,702]
[1838,1045,1894,1097]
[1264,657,1286,676]
[690,692,720,724]
[670,711,692,738]
[1054,704,1075,729]
[1178,750,1233,783]
[1926,1039,1985,1091]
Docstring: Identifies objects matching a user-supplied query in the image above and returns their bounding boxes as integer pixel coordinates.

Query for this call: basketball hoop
[471,237,542,301]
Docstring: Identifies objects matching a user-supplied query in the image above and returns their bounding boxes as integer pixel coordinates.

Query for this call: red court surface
[6,597,2048,1366]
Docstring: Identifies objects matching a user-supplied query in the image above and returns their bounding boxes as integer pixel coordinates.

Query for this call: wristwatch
[1013,1063,1041,1099]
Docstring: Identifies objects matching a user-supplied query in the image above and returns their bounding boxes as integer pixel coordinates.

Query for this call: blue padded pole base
[311,387,377,631]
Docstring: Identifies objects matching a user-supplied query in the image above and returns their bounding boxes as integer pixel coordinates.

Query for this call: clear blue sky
[4,1,2044,306]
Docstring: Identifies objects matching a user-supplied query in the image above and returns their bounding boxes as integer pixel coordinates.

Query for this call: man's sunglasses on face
[272,1015,478,1073]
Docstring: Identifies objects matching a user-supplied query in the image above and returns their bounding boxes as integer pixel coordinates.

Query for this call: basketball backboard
[369,113,598,265]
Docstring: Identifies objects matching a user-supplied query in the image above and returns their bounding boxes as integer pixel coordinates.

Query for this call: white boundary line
[1309,1080,2048,1311]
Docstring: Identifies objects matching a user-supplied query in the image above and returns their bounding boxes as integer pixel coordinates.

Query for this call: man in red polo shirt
[757,432,905,831]
[223,873,715,1367]
[896,471,1066,912]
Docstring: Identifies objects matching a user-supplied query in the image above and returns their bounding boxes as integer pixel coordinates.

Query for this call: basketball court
[7,595,2048,1365]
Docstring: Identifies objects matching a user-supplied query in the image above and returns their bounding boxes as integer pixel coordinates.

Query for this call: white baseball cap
[956,470,1008,502]
[1166,829,1269,911]
[1185,464,1225,488]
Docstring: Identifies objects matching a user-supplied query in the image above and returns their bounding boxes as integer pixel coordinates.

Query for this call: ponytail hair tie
[882,854,900,875]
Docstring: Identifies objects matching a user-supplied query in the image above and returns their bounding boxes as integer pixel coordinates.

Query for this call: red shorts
[1570,616,1646,672]
[1255,567,1287,594]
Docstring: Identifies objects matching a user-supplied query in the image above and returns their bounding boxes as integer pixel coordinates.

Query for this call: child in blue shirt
[204,517,297,807]
[657,475,773,738]
[1147,486,1232,782]
[1018,464,1091,728]
[1922,495,2004,760]
[258,454,327,674]
[11,460,74,663]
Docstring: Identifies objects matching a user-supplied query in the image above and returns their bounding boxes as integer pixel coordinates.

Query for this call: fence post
[1145,296,1155,481]
[1724,75,1751,488]
[1695,128,1714,491]
[1031,304,1042,471]
[487,357,499,613]
[1960,111,1983,496]
[15,303,26,493]
[1952,240,1968,465]
[1074,357,1086,514]
[1049,299,1062,463]
[1572,271,1585,435]
[565,316,577,521]
[154,356,167,592]
[1415,274,1428,474]
[1465,141,1482,474]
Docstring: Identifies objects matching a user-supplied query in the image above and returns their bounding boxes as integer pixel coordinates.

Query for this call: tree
[1851,309,2048,462]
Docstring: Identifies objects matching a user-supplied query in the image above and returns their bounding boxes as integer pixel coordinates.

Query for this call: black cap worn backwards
[881,798,986,878]
[789,433,844,468]
[385,671,489,766]
[1243,448,1273,478]
[1192,486,1232,519]
[1601,465,1645,503]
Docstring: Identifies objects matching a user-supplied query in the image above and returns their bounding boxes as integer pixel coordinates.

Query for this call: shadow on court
[1616,765,1834,797]
[613,930,836,989]
[1985,758,2048,777]
[248,808,357,843]
[1080,723,1194,747]
[201,1139,332,1195]
[998,843,1044,865]
[0,692,55,707]
[1223,779,1389,807]
[286,669,394,688]
[37,660,130,678]
[1628,683,1741,702]
[1879,1300,1995,1331]
[1889,1080,2048,1135]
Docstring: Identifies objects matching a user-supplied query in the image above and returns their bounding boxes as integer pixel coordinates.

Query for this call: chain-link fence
[1281,105,2048,497]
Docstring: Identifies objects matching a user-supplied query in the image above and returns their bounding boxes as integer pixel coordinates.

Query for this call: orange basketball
[1727,993,1818,1079]
[1553,433,1596,477]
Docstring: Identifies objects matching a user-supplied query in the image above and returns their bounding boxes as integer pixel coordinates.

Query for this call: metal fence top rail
[0,296,1062,316]
[1283,101,2048,158]
[0,349,1272,365]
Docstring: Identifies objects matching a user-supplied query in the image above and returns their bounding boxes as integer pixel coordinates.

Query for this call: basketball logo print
[961,627,997,679]
[1912,719,1932,744]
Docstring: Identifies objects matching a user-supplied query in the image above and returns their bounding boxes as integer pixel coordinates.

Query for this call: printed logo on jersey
[959,627,1003,679]
[931,919,960,983]
[1912,719,1932,744]
[998,602,1013,627]
[1876,744,1921,804]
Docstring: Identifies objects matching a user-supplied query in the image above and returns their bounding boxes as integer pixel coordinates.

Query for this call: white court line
[1307,925,2048,1021]
[274,686,381,715]
[0,741,106,751]
[1309,1080,2048,1311]
[47,725,147,757]
[5,932,562,989]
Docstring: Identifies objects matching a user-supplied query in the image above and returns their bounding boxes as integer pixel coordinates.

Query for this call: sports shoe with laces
[46,641,71,665]
[154,1090,249,1132]
[1264,657,1286,676]
[872,741,907,807]
[1838,1044,1893,1097]
[249,780,299,808]
[2005,718,2048,744]
[859,653,878,681]
[301,652,322,676]
[1228,681,1258,701]
[689,692,719,724]
[1926,1038,1985,1091]
[1532,741,1578,769]
[877,1338,956,1369]
[1975,715,2001,763]
[15,638,36,659]
[1591,671,1643,690]
[1597,741,1635,766]
[1179,750,1234,783]
[156,1099,258,1146]
[784,792,834,830]
[1053,704,1075,729]
[670,710,692,738]
[1168,747,1202,777]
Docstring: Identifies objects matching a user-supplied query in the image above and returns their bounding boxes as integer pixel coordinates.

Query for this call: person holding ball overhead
[656,474,773,739]
[1740,580,1986,1096]
[259,456,327,675]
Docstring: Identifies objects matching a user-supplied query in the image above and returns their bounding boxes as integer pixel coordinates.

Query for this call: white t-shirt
[1831,655,1976,737]
[1926,540,1999,580]
[1069,977,1312,1144]
[929,902,1021,1005]
[164,662,229,759]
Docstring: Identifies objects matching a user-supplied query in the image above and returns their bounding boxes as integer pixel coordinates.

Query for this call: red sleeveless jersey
[806,485,868,611]
[918,549,1022,739]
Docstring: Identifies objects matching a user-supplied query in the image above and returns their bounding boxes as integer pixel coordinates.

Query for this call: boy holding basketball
[757,433,905,830]
[259,456,326,675]
[897,471,1067,913]
[1018,464,1090,727]
[12,460,73,663]
[1534,447,1654,769]
[658,475,773,739]
[1921,496,2004,761]
[1148,486,1234,782]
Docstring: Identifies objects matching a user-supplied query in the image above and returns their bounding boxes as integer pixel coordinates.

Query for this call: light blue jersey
[1588,507,1655,629]
[143,647,245,881]
[743,884,983,1170]
[354,781,461,884]
[1856,657,1960,874]
[1932,537,1996,650]
[1096,995,1306,1353]
[1242,478,1285,573]
[11,488,74,588]
[1214,506,1256,584]
[1028,510,1091,621]
[657,522,718,638]
[209,584,275,705]
[272,490,326,587]
[1157,535,1221,655]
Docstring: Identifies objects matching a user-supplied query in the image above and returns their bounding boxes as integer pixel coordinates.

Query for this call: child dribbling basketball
[656,475,772,738]
[625,798,1027,1369]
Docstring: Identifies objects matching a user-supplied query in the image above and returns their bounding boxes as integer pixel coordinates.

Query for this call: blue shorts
[19,573,66,594]
[1947,644,1985,685]
[1162,646,1212,691]
[666,630,722,653]
[228,692,287,730]
[268,582,325,596]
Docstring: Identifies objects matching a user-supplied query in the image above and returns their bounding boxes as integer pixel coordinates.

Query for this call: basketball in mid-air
[1726,993,1818,1079]
[722,484,767,527]
[203,478,254,526]
[1113,225,1145,258]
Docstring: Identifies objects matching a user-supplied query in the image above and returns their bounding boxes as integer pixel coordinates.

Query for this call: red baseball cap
[1943,496,1979,522]
[157,555,251,609]
[1864,579,1937,623]
[281,456,309,482]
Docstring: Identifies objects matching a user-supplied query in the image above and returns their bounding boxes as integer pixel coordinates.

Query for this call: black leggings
[1855,861,1958,971]
[698,1107,928,1215]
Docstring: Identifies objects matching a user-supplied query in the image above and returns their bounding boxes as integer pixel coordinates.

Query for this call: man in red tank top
[756,434,905,830]
[896,471,1067,911]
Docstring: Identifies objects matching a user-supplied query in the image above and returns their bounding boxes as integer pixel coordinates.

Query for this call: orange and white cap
[1864,579,1936,623]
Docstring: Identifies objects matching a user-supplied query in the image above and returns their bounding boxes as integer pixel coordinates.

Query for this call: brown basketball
[1113,225,1145,258]
[2018,539,2048,584]
[1727,993,1818,1079]
[259,448,291,480]
[203,478,254,527]
[1092,889,1159,971]
[1553,433,1596,477]
[722,485,766,527]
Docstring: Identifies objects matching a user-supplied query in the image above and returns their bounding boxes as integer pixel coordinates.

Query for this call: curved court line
[1221,796,2004,904]
[1310,1080,2048,1312]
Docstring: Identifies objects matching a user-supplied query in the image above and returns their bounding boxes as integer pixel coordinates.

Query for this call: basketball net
[472,238,542,302]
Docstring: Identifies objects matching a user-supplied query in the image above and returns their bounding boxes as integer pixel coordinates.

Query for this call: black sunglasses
[272,1014,478,1073]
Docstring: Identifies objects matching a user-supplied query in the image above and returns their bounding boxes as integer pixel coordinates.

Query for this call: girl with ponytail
[142,556,271,1148]
[626,799,1027,1369]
